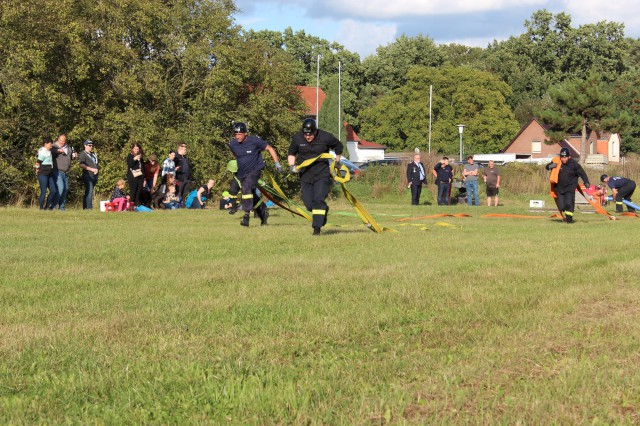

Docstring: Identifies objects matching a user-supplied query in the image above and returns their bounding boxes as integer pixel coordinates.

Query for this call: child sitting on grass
[163,184,181,210]
[110,179,130,211]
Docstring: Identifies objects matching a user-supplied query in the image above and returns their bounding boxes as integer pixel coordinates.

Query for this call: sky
[234,0,640,58]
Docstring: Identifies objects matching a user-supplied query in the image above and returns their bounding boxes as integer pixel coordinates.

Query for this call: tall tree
[538,71,631,163]
[359,66,520,155]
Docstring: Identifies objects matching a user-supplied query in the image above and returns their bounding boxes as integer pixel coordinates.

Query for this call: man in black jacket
[546,147,590,223]
[406,153,426,205]
[288,118,343,235]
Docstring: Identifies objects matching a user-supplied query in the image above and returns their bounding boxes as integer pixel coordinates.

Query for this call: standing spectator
[406,153,426,206]
[601,174,636,213]
[174,143,192,206]
[126,143,145,207]
[144,154,160,193]
[78,140,99,209]
[110,179,130,212]
[545,148,589,223]
[162,150,176,177]
[51,133,75,210]
[483,160,501,207]
[463,155,480,206]
[35,137,58,210]
[287,118,342,235]
[229,122,282,227]
[432,157,453,206]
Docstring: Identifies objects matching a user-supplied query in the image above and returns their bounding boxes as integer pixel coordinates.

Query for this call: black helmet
[302,118,317,134]
[559,147,570,157]
[600,174,608,182]
[233,122,247,134]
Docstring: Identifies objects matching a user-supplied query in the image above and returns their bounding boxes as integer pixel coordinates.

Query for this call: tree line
[2,3,640,204]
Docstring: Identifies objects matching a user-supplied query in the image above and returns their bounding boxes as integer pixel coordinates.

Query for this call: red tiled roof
[296,86,325,116]
[344,122,387,149]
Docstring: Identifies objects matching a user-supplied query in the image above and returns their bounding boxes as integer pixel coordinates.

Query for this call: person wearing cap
[78,140,99,209]
[228,122,282,227]
[219,191,233,210]
[601,174,636,213]
[144,154,160,193]
[287,118,343,235]
[35,137,58,210]
[545,147,590,223]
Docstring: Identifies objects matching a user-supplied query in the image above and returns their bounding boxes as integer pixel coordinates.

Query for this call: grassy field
[1,194,639,424]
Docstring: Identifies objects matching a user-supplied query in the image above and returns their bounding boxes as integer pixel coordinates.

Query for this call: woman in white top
[36,137,58,209]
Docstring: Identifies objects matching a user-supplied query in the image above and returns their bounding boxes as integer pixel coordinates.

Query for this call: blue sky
[234,0,640,58]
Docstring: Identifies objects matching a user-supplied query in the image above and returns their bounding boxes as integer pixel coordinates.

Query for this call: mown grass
[1,197,639,424]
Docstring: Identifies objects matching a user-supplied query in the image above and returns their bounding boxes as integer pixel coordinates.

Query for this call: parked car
[329,157,361,177]
[358,158,402,171]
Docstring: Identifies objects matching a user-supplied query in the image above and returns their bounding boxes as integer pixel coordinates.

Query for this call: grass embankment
[1,193,639,423]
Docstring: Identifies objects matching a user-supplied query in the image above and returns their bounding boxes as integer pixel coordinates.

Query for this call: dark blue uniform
[607,176,636,212]
[288,129,343,230]
[229,136,269,219]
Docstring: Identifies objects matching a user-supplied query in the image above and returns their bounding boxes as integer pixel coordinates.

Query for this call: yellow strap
[262,168,312,221]
[312,209,326,215]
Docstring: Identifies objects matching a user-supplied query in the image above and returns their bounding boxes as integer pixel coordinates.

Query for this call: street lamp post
[457,124,465,162]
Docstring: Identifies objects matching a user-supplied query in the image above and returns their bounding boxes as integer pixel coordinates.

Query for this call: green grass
[1,196,639,424]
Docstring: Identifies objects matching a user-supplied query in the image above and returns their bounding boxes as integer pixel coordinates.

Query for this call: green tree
[0,0,304,204]
[538,71,632,163]
[359,66,520,156]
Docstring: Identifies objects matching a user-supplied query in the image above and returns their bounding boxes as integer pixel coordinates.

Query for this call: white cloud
[560,0,640,36]
[335,20,397,58]
[321,0,548,19]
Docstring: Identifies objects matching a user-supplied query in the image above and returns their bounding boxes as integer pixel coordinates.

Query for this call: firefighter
[546,147,590,223]
[287,118,343,235]
[601,174,636,213]
[228,122,283,227]
[226,160,241,214]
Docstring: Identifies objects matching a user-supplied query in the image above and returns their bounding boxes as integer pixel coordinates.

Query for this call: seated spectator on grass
[153,173,175,209]
[162,184,181,210]
[110,179,130,211]
[219,191,233,210]
[187,179,215,209]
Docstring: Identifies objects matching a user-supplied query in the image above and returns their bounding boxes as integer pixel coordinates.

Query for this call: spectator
[406,153,427,206]
[219,191,233,210]
[463,155,480,206]
[174,143,192,206]
[51,133,75,210]
[483,160,501,207]
[162,150,176,177]
[126,143,145,207]
[144,154,160,193]
[78,140,99,210]
[110,179,130,211]
[162,184,181,210]
[35,137,58,210]
[187,179,215,209]
[432,157,453,206]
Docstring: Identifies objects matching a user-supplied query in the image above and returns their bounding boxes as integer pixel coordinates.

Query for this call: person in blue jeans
[78,140,99,209]
[463,155,480,206]
[51,134,75,210]
[432,157,453,206]
[35,137,58,209]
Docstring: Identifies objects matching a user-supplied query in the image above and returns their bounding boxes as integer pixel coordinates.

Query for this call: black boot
[565,215,574,224]
[240,214,250,227]
[312,227,321,236]
[260,210,269,226]
[229,204,238,215]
